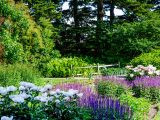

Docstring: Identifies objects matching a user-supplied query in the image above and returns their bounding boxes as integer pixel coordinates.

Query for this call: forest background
[0,0,160,77]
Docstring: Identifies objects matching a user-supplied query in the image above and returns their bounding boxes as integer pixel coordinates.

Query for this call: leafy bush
[120,93,151,120]
[0,82,91,120]
[45,57,95,77]
[0,64,41,86]
[0,0,61,66]
[130,49,160,69]
[95,77,130,98]
[132,76,160,103]
[101,67,127,76]
[104,17,160,64]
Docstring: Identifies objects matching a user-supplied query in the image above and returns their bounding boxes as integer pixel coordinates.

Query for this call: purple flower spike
[54,81,132,119]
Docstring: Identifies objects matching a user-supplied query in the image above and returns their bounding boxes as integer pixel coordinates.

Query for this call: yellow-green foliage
[0,0,60,64]
[130,49,160,69]
[0,63,41,86]
[120,93,151,120]
[45,57,95,77]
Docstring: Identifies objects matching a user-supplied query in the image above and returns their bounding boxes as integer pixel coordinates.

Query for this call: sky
[62,2,124,16]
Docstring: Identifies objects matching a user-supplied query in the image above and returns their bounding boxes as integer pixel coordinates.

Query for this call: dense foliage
[95,77,130,98]
[101,68,127,76]
[54,0,160,64]
[130,49,160,69]
[0,0,158,66]
[0,0,60,70]
[0,0,160,118]
[45,57,95,77]
[0,64,41,86]
[1,0,160,75]
[120,93,151,120]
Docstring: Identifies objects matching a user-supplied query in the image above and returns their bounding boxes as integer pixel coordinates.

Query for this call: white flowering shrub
[125,65,160,81]
[0,82,89,120]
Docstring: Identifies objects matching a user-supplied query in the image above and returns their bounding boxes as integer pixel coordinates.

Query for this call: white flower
[39,97,48,103]
[44,84,52,90]
[10,95,24,103]
[63,97,70,101]
[34,96,41,101]
[19,92,31,99]
[56,89,61,94]
[137,65,143,68]
[148,71,154,75]
[48,96,53,101]
[7,86,17,92]
[60,91,68,96]
[0,87,4,90]
[147,65,156,71]
[49,91,56,95]
[133,67,140,72]
[139,71,145,76]
[19,86,26,91]
[1,116,13,120]
[0,87,8,95]
[66,89,79,97]
[155,70,160,76]
[40,88,46,93]
[125,65,133,69]
[63,92,71,97]
[68,89,78,94]
[42,92,48,97]
[77,93,83,98]
[130,74,134,78]
[0,98,4,104]
[40,84,52,93]
[20,82,35,88]
[34,96,48,103]
[30,86,40,91]
[55,99,60,103]
[54,94,59,98]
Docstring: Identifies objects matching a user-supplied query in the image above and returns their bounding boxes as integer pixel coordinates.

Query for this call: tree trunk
[73,0,81,53]
[97,0,104,21]
[96,0,104,56]
[110,0,115,27]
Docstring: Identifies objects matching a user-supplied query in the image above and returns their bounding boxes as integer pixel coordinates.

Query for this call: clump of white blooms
[0,86,17,95]
[126,65,160,80]
[0,82,83,119]
[9,95,24,103]
[0,87,8,95]
[40,84,52,93]
[1,116,13,120]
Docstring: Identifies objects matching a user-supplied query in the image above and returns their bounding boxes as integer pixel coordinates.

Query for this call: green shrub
[101,68,127,76]
[130,49,160,69]
[133,86,160,103]
[120,93,151,120]
[96,78,130,98]
[0,0,60,65]
[0,64,41,86]
[45,57,95,77]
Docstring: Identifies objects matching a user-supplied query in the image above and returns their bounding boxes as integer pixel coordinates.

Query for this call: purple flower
[54,81,132,119]
[133,76,160,88]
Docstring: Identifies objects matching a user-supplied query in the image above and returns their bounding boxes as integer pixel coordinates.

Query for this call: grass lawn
[41,77,94,86]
